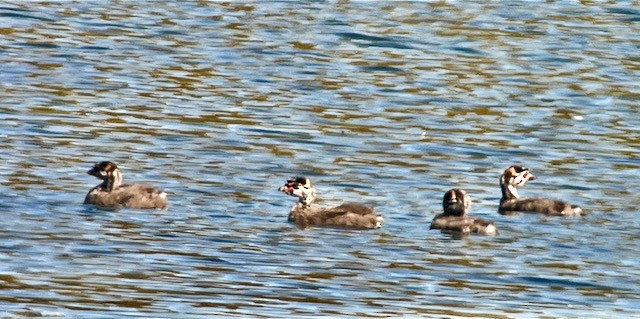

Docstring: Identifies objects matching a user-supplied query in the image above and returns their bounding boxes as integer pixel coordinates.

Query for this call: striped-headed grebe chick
[499,165,582,216]
[278,176,383,229]
[84,161,168,209]
[430,189,498,236]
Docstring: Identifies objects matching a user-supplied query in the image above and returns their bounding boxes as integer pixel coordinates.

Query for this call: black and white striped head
[88,161,123,191]
[442,188,471,216]
[278,176,316,206]
[501,165,536,187]
[500,165,536,199]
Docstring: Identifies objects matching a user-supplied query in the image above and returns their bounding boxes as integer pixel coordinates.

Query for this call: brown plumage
[430,189,498,236]
[499,165,582,216]
[278,176,383,229]
[84,161,168,210]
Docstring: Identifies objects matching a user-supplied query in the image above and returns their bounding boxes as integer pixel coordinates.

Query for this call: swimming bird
[84,161,168,209]
[498,165,582,216]
[278,176,383,229]
[431,188,498,236]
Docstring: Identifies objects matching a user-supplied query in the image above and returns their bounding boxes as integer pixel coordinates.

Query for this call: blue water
[0,1,638,318]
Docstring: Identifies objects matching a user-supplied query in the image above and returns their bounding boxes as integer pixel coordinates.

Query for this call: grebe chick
[278,176,383,229]
[84,161,168,209]
[430,189,498,236]
[499,165,582,216]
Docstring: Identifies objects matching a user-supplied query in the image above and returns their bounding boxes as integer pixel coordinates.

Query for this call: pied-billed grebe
[84,161,168,209]
[278,176,383,229]
[430,189,498,236]
[499,165,582,216]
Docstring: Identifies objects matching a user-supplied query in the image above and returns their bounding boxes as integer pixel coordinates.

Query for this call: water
[0,1,639,318]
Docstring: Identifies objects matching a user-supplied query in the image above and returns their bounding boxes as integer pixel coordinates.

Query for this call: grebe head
[442,188,471,216]
[88,161,123,191]
[279,176,316,207]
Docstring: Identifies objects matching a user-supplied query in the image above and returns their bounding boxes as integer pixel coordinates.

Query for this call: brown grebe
[431,189,498,236]
[499,165,582,216]
[84,161,168,209]
[278,176,383,229]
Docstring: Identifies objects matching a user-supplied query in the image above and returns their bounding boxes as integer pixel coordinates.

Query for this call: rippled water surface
[1,1,639,318]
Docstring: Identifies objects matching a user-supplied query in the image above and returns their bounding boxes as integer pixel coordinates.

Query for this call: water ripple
[0,1,638,318]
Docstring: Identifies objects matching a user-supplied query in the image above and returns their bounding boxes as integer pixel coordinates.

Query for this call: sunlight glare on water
[0,1,639,318]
